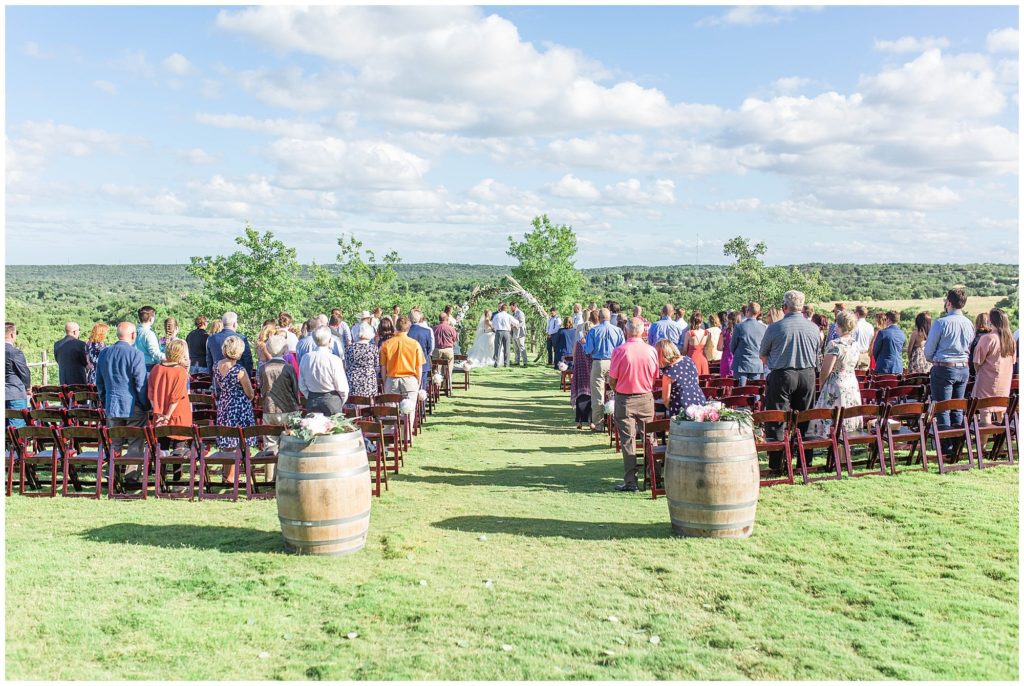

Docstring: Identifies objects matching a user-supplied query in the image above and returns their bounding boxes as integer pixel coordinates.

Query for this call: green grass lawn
[5,367,1019,680]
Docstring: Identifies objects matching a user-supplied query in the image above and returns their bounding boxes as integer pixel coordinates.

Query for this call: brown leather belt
[933,361,967,367]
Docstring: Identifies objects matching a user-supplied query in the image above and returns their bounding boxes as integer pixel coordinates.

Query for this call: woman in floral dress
[213,336,257,455]
[346,326,381,398]
[655,340,706,418]
[907,312,933,375]
[85,322,109,385]
[808,311,863,436]
[570,322,593,430]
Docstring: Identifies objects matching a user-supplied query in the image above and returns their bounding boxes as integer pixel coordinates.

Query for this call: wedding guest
[85,322,109,385]
[647,305,683,348]
[371,307,383,330]
[297,317,342,363]
[346,326,380,398]
[255,322,278,364]
[851,306,874,370]
[186,316,210,374]
[867,312,887,370]
[684,311,711,376]
[408,309,435,388]
[213,336,256,470]
[705,313,723,364]
[54,321,89,385]
[159,317,180,352]
[377,316,396,347]
[655,339,705,418]
[764,307,783,326]
[206,311,253,380]
[802,305,815,320]
[584,308,625,431]
[826,303,846,343]
[806,310,863,454]
[545,307,560,365]
[432,312,459,388]
[208,318,224,336]
[96,322,150,461]
[907,312,933,375]
[135,306,164,371]
[350,311,375,343]
[379,316,425,415]
[810,314,829,354]
[608,318,659,492]
[259,335,301,458]
[391,304,402,321]
[491,304,516,367]
[718,311,737,378]
[552,316,576,369]
[872,311,906,375]
[298,326,350,416]
[147,338,192,453]
[509,302,528,366]
[675,307,689,341]
[633,305,651,341]
[972,308,1017,425]
[731,302,767,386]
[572,303,584,328]
[969,312,992,376]
[5,322,31,428]
[924,288,974,442]
[571,321,594,430]
[759,291,822,471]
[330,308,353,349]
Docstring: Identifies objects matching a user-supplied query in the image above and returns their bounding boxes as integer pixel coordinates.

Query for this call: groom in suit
[491,303,517,367]
[509,302,527,367]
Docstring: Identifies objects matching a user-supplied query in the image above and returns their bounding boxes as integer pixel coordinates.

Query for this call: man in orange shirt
[608,317,659,492]
[379,316,426,415]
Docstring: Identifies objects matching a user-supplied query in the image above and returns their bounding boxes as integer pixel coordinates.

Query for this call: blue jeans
[5,398,27,428]
[735,372,764,387]
[929,365,969,430]
[189,364,210,375]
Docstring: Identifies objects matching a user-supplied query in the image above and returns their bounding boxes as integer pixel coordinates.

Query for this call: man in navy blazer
[872,311,906,375]
[53,322,89,385]
[96,322,150,465]
[206,311,254,380]
[407,309,435,388]
[730,301,768,386]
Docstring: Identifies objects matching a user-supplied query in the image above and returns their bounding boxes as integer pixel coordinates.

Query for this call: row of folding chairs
[634,395,1018,499]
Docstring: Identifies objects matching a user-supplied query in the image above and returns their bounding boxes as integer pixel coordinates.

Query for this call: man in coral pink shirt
[608,317,659,492]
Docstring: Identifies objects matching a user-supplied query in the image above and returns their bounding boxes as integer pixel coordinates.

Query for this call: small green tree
[715,236,830,312]
[306,234,402,317]
[186,223,304,334]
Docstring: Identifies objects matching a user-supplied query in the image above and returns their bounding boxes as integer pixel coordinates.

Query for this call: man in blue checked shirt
[646,305,684,348]
[583,308,625,431]
[924,287,974,444]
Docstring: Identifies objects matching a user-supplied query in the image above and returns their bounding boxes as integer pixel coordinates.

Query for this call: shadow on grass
[433,515,671,540]
[404,460,621,493]
[82,523,284,553]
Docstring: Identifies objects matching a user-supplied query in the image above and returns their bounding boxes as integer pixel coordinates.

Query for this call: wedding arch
[451,274,549,360]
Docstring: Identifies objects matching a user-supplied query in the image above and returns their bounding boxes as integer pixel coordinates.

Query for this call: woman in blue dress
[213,336,257,454]
[654,339,705,417]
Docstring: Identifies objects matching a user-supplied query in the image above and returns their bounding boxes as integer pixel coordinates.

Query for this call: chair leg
[784,435,794,485]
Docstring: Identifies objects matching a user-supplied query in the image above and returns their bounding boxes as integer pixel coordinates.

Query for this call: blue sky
[5,5,1019,266]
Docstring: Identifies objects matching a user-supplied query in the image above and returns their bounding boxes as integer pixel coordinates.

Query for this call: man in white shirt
[545,307,560,365]
[329,308,352,349]
[298,327,349,415]
[851,305,875,369]
[572,303,584,328]
[278,312,299,353]
[509,302,528,367]
[491,303,518,367]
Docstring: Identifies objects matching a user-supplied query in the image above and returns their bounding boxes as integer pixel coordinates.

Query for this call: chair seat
[205,451,240,462]
[844,431,878,442]
[67,450,103,461]
[756,440,788,451]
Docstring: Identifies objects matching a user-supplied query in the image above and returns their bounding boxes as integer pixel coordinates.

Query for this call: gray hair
[317,314,329,327]
[625,317,644,337]
[267,334,287,357]
[409,309,422,324]
[222,311,238,328]
[599,307,611,322]
[313,326,333,347]
[783,290,805,311]
[357,325,375,341]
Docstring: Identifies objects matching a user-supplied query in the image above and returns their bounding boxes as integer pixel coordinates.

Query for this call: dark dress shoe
[614,483,638,492]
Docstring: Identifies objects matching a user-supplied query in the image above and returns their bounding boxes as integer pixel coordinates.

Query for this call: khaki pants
[615,392,654,488]
[434,348,454,391]
[590,359,611,426]
[856,352,870,370]
[385,376,420,415]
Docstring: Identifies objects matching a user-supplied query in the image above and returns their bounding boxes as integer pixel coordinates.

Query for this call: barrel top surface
[280,430,363,448]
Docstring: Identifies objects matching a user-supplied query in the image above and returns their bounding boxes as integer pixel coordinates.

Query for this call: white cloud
[987,28,1019,54]
[178,147,217,165]
[604,179,675,205]
[697,6,822,28]
[24,41,54,59]
[92,80,117,95]
[161,52,195,76]
[707,197,762,212]
[874,36,950,53]
[111,49,154,77]
[266,137,430,190]
[772,76,812,94]
[195,112,324,138]
[200,79,223,99]
[548,174,600,200]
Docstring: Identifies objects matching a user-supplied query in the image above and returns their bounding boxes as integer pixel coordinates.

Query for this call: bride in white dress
[466,310,495,367]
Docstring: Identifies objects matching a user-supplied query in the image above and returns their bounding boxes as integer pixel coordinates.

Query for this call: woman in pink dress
[684,311,710,377]
[972,308,1017,425]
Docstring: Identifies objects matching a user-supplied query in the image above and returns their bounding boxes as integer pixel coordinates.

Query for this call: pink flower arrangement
[680,401,751,427]
[287,412,358,442]
[299,413,334,435]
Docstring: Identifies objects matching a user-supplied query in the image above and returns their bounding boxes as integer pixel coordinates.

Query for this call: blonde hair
[221,335,244,361]
[835,310,856,335]
[163,317,178,338]
[88,322,109,344]
[258,323,278,344]
[208,319,224,335]
[655,339,683,365]
[164,338,188,365]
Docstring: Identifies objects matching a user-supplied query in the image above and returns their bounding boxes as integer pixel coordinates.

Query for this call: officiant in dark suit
[54,322,90,385]
[730,302,767,387]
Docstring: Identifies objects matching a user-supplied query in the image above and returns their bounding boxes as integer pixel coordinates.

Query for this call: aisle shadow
[405,460,620,493]
[475,376,563,393]
[82,524,284,553]
[433,515,670,540]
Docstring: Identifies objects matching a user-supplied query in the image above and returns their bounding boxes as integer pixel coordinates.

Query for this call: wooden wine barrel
[664,420,760,538]
[276,431,371,556]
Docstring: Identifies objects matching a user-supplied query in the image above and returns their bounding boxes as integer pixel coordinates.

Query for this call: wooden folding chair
[242,424,284,499]
[5,426,18,496]
[30,384,64,395]
[28,408,67,427]
[192,408,218,426]
[59,426,107,498]
[884,402,929,474]
[31,392,65,410]
[194,425,243,501]
[858,388,882,405]
[14,425,63,496]
[753,410,794,486]
[150,425,198,500]
[869,373,898,384]
[5,407,29,426]
[967,397,1014,469]
[901,373,930,386]
[105,426,154,499]
[430,359,450,399]
[189,379,213,393]
[926,399,974,474]
[452,355,471,391]
[728,385,761,397]
[885,385,926,405]
[355,418,389,497]
[721,395,759,411]
[67,408,105,427]
[708,377,736,392]
[560,355,573,392]
[793,407,843,483]
[189,393,215,408]
[641,419,670,499]
[836,404,888,477]
[370,406,404,472]
[68,390,100,408]
[377,393,412,451]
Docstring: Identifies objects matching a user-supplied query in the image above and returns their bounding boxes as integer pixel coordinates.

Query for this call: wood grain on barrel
[665,421,760,539]
[276,432,371,556]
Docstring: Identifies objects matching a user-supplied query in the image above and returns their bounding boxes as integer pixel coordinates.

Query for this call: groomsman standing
[491,304,516,367]
[509,302,527,368]
[545,308,560,365]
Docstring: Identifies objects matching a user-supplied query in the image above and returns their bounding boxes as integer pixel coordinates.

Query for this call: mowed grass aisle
[5,367,1019,680]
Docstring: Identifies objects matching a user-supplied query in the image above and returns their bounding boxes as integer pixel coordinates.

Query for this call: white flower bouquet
[399,398,417,415]
[557,361,568,372]
[431,372,444,386]
[603,394,615,414]
[418,388,428,401]
[677,400,753,427]
[286,412,358,443]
